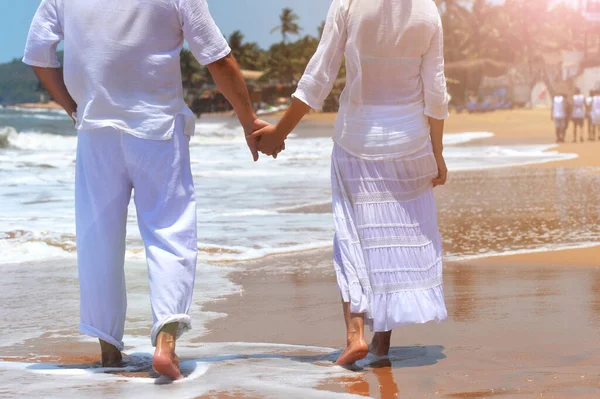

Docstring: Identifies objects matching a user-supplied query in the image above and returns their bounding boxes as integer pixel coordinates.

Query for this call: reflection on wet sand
[591,270,600,327]
[437,168,600,258]
[342,360,400,398]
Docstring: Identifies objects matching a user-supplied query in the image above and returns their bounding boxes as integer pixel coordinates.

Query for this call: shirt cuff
[197,46,231,66]
[22,56,60,68]
[293,76,324,110]
[424,99,449,120]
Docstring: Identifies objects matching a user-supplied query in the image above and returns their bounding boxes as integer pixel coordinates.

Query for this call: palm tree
[271,8,302,44]
[317,21,326,38]
[228,30,265,71]
[229,30,245,59]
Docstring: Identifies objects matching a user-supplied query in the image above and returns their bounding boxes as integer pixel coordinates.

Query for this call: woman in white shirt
[254,0,448,365]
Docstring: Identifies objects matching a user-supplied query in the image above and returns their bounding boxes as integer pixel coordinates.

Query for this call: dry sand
[11,101,62,110]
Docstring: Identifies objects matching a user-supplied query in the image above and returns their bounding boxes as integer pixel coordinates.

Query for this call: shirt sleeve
[421,13,449,120]
[292,0,347,110]
[22,0,63,68]
[178,0,231,66]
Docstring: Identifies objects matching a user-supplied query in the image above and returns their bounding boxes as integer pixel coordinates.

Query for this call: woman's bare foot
[99,340,123,368]
[335,336,369,366]
[152,323,183,380]
[335,302,368,366]
[369,331,392,357]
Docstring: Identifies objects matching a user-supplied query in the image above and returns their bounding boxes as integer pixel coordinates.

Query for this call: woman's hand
[432,152,448,187]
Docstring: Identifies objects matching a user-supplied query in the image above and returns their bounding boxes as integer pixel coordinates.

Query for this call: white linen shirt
[293,0,449,159]
[23,0,231,140]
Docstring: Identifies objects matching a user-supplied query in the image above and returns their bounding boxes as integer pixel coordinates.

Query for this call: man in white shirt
[586,93,594,140]
[552,94,568,143]
[570,89,585,143]
[23,0,273,379]
[588,90,600,141]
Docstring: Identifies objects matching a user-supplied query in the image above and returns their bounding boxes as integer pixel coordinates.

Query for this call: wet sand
[197,248,600,398]
[199,109,600,397]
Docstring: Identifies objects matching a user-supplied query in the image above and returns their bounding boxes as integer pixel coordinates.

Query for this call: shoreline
[8,101,63,110]
[279,108,600,168]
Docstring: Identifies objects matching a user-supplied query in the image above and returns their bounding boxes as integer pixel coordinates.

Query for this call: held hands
[244,118,286,161]
[432,151,448,187]
[251,124,287,158]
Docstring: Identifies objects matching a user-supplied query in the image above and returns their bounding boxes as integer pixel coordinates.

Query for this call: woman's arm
[254,0,347,155]
[421,14,449,186]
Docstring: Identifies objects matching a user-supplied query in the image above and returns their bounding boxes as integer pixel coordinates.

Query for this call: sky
[0,0,331,64]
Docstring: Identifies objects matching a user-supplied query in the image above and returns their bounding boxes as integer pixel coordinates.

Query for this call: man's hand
[244,118,270,162]
[251,125,287,157]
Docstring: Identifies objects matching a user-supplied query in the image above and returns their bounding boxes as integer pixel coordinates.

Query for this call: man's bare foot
[335,337,368,366]
[152,323,183,380]
[99,340,123,368]
[152,350,182,380]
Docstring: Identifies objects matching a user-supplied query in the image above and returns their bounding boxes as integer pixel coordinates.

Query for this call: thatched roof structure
[241,70,264,81]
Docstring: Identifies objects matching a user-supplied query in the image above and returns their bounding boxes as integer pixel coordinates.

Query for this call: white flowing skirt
[331,142,447,332]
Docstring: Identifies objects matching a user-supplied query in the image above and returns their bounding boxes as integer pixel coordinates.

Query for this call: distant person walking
[571,89,585,143]
[591,91,600,140]
[552,94,568,143]
[586,93,595,141]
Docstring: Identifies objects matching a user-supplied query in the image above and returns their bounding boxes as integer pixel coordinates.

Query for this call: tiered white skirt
[331,142,447,332]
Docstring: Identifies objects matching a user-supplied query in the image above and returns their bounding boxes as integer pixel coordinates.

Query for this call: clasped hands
[245,119,287,161]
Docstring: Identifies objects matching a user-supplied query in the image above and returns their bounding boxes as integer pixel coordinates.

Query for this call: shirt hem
[77,121,175,141]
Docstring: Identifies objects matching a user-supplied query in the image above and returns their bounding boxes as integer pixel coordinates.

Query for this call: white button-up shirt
[23,0,230,140]
[293,0,449,159]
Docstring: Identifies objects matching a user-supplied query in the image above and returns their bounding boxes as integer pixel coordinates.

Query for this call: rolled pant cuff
[79,323,125,351]
[151,314,192,347]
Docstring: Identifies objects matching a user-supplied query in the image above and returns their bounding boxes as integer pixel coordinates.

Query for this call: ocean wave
[444,132,495,145]
[6,106,66,114]
[197,241,333,263]
[445,241,600,262]
[0,127,76,152]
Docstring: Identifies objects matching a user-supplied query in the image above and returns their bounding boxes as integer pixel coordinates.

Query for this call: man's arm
[207,54,269,161]
[33,67,77,120]
[207,54,256,133]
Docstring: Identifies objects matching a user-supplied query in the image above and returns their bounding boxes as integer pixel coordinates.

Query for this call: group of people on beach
[552,89,600,143]
[23,0,449,380]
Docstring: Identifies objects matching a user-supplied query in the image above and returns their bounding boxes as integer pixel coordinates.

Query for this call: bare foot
[152,323,183,380]
[369,332,392,357]
[99,340,123,368]
[335,338,368,366]
[152,350,182,380]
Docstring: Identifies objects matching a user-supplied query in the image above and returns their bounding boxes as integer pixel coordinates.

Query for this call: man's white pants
[75,118,197,351]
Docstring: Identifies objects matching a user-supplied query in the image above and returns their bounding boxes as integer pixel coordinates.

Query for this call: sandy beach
[202,108,600,397]
[198,247,600,398]
[1,107,599,398]
[9,100,63,110]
